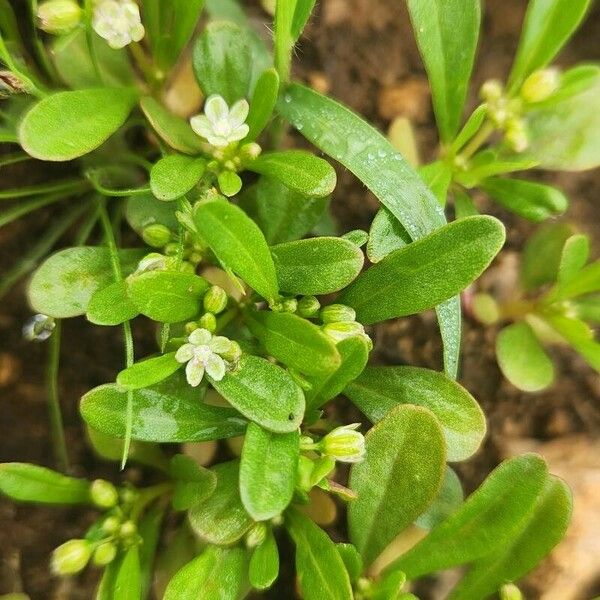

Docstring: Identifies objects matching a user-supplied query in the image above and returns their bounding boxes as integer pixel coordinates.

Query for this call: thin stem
[46,320,69,471]
[84,0,104,84]
[96,199,135,469]
[74,204,101,245]
[0,179,88,201]
[128,42,157,90]
[459,121,495,161]
[0,152,33,168]
[0,191,71,229]
[28,0,60,84]
[130,483,173,522]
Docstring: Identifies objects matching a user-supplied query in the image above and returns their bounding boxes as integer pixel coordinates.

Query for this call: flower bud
[92,541,117,566]
[480,79,503,102]
[521,68,560,104]
[23,313,55,342]
[281,298,298,313]
[198,312,217,333]
[90,479,119,509]
[320,423,366,463]
[505,119,529,153]
[37,0,82,34]
[164,242,180,256]
[142,224,171,248]
[322,321,366,343]
[136,252,167,273]
[120,487,138,505]
[203,285,228,314]
[500,583,523,600]
[51,539,92,575]
[239,142,262,161]
[320,304,356,324]
[220,340,242,363]
[297,295,320,318]
[245,522,267,548]
[471,293,500,325]
[184,321,199,335]
[101,516,121,534]
[119,520,137,539]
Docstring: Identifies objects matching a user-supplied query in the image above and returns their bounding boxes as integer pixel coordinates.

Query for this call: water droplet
[284,94,291,103]
[378,149,387,158]
[367,153,375,160]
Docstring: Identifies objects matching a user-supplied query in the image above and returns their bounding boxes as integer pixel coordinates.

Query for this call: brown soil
[1,1,599,598]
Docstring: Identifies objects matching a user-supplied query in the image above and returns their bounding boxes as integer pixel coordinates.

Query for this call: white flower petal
[204,95,229,124]
[130,23,145,42]
[228,124,250,143]
[175,343,195,363]
[186,358,205,387]
[228,99,249,128]
[209,336,232,354]
[205,353,226,381]
[190,115,213,139]
[207,134,230,147]
[189,328,212,346]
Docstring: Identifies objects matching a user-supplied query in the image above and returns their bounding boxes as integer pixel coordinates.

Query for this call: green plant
[0,0,592,598]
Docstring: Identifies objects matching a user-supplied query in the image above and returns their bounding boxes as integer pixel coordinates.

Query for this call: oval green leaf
[164,546,248,600]
[140,96,206,155]
[407,0,480,142]
[246,310,341,377]
[367,207,411,264]
[19,88,138,161]
[188,461,253,545]
[345,366,486,462]
[210,355,305,433]
[246,68,280,141]
[240,423,299,521]
[0,463,90,505]
[194,200,279,301]
[28,247,144,318]
[150,154,206,201]
[247,150,336,198]
[286,508,353,600]
[349,405,446,566]
[87,280,139,326]
[116,352,181,390]
[496,322,555,392]
[80,382,247,443]
[340,216,505,324]
[271,237,364,295]
[385,454,549,579]
[249,529,280,590]
[127,270,209,323]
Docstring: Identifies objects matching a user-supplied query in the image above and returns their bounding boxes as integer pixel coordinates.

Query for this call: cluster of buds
[175,327,241,387]
[135,230,206,275]
[301,423,366,465]
[51,482,140,576]
[480,80,529,153]
[319,304,372,348]
[190,95,261,197]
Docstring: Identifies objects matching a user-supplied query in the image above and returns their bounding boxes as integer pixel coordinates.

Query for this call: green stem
[0,152,33,168]
[96,199,135,469]
[84,0,103,84]
[28,0,60,84]
[74,204,101,245]
[46,320,69,471]
[128,42,159,90]
[0,179,88,201]
[459,121,495,160]
[0,191,72,229]
[130,483,173,522]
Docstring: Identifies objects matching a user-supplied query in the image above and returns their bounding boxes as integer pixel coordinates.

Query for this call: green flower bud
[37,0,82,34]
[184,321,200,335]
[245,522,267,548]
[90,479,119,509]
[142,224,171,248]
[163,242,180,256]
[521,68,560,104]
[240,142,262,161]
[320,304,356,324]
[120,488,138,505]
[320,423,365,464]
[101,516,121,534]
[92,541,117,566]
[119,520,137,539]
[51,539,92,575]
[220,340,242,363]
[136,252,167,273]
[480,79,503,102]
[198,312,217,333]
[322,321,367,344]
[180,261,196,274]
[505,119,529,153]
[297,295,320,318]
[500,583,523,600]
[203,285,228,314]
[471,293,500,325]
[188,251,203,265]
[281,298,298,313]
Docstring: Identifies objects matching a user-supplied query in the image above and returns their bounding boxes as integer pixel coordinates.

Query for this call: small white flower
[320,423,366,464]
[190,95,250,148]
[23,313,56,342]
[92,0,145,49]
[175,328,235,387]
